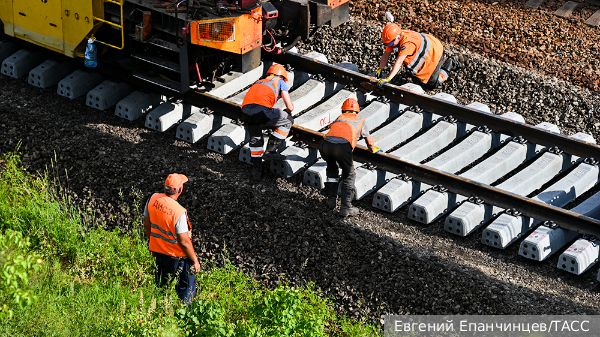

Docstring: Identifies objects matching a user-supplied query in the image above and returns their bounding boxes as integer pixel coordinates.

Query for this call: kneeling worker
[319,98,377,217]
[241,64,295,181]
[143,173,200,304]
[376,23,460,89]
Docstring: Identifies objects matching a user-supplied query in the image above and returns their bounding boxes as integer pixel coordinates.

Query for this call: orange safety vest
[241,76,281,109]
[394,30,444,84]
[147,193,190,257]
[325,113,365,149]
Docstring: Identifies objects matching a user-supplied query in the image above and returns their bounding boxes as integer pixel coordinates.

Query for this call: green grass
[0,151,381,336]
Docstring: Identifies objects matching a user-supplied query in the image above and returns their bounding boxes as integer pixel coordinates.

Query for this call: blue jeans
[154,252,197,305]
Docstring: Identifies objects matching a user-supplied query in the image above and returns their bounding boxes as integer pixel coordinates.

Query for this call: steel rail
[96,56,600,237]
[291,126,600,237]
[266,51,600,160]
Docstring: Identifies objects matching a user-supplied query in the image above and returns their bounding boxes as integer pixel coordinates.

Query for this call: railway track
[527,0,600,26]
[2,37,600,283]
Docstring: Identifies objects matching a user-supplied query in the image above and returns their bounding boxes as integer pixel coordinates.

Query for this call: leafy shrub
[177,299,234,336]
[242,284,333,337]
[0,229,43,320]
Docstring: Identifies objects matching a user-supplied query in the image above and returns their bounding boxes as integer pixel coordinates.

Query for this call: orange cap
[267,64,288,82]
[165,173,188,191]
[342,98,360,113]
[382,23,401,45]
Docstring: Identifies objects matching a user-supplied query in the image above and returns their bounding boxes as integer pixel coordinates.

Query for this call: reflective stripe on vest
[397,31,444,84]
[241,76,281,109]
[147,193,189,257]
[151,223,178,244]
[406,33,429,75]
[324,113,365,149]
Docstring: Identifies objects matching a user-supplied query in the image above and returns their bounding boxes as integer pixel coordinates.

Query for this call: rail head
[290,121,600,237]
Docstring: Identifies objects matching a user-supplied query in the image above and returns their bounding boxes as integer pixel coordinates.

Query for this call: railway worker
[143,173,200,304]
[375,23,460,89]
[241,64,295,181]
[319,98,377,217]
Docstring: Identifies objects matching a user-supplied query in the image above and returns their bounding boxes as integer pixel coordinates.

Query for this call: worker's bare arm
[388,55,407,80]
[143,216,152,239]
[379,51,392,69]
[282,91,294,113]
[365,137,376,153]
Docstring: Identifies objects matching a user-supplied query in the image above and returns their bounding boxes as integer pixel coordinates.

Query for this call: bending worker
[143,173,200,304]
[376,23,459,89]
[319,98,376,217]
[241,64,295,181]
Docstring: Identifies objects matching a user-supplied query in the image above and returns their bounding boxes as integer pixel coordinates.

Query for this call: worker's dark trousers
[242,104,294,155]
[154,253,197,305]
[423,52,447,90]
[318,140,355,192]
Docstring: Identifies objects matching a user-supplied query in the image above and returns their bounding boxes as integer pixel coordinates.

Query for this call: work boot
[251,157,262,181]
[339,188,359,217]
[443,55,463,73]
[324,182,339,209]
[262,137,286,161]
[442,57,455,73]
[454,54,465,69]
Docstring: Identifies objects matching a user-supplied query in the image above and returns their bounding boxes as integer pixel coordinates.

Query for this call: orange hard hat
[382,23,401,46]
[165,173,188,192]
[267,64,288,82]
[342,98,360,113]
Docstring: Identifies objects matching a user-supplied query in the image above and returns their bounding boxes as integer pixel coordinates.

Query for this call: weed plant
[0,151,380,336]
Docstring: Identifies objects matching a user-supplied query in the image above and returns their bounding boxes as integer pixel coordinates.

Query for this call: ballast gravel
[2,13,600,331]
[349,0,600,94]
[297,18,600,140]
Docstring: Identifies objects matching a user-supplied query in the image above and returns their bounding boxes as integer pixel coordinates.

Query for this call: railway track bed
[2,18,600,322]
[527,0,600,26]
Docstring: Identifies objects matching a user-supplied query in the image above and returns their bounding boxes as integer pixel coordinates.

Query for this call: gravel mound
[2,7,600,329]
[349,0,600,94]
[297,18,600,140]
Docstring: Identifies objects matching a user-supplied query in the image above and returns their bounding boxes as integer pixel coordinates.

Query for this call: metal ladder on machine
[128,1,191,93]
[92,0,190,93]
[93,0,125,51]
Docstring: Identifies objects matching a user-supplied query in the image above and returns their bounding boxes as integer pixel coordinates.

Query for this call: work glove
[372,146,382,154]
[377,77,390,87]
[375,68,384,79]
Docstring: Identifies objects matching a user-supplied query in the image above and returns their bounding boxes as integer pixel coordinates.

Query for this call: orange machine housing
[317,0,350,9]
[323,0,349,9]
[189,7,262,55]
